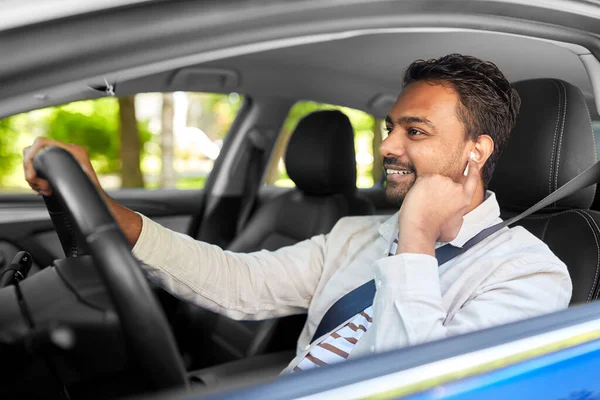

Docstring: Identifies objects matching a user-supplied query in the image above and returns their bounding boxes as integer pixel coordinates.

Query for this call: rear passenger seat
[177,110,374,369]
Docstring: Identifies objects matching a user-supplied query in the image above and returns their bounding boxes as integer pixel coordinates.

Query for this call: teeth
[387,169,412,175]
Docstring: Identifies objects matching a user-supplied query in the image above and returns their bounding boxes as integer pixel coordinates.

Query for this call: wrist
[396,225,436,257]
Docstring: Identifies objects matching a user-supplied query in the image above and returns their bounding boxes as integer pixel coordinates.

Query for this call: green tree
[44,97,151,184]
[187,92,242,140]
[46,98,122,173]
[160,93,175,188]
[0,118,20,185]
[118,96,145,188]
[267,101,377,187]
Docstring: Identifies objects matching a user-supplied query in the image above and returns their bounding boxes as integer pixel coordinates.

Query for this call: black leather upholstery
[285,110,357,195]
[489,79,600,305]
[229,110,373,251]
[180,110,374,370]
[228,191,372,251]
[490,79,597,210]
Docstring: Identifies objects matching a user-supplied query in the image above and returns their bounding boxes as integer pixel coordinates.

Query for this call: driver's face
[380,81,472,206]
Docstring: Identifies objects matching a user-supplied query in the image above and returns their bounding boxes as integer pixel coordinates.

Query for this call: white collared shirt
[132,191,572,372]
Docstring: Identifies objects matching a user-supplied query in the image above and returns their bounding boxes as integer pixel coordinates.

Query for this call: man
[23,54,572,373]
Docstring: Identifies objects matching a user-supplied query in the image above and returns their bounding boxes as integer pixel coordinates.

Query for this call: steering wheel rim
[33,146,188,391]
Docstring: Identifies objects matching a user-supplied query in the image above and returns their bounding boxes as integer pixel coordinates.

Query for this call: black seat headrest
[284,110,357,195]
[489,79,597,211]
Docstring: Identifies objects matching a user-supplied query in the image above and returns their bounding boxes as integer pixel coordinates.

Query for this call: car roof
[1,0,600,120]
[117,29,596,119]
[0,0,154,31]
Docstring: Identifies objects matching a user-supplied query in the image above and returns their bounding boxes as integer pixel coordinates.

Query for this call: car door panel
[0,189,204,270]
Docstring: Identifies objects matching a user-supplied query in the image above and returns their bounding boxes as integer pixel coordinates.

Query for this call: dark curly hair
[403,54,521,185]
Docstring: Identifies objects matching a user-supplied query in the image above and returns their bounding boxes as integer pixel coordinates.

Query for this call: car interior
[2,3,600,398]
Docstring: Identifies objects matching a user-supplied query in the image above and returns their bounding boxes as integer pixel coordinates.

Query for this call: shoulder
[483,225,571,288]
[489,225,564,266]
[329,214,391,235]
[471,225,573,309]
[322,214,392,250]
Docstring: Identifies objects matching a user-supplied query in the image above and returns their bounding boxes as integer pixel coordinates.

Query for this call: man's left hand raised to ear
[396,159,481,257]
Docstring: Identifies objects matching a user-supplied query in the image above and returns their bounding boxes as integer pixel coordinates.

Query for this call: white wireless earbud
[463,151,476,176]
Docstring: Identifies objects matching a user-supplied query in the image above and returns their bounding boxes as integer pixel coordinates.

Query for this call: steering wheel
[33,146,188,391]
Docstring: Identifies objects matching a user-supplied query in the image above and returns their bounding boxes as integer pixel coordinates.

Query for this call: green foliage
[276,101,378,188]
[0,118,20,184]
[283,101,374,137]
[186,92,242,140]
[0,92,240,190]
[45,98,152,174]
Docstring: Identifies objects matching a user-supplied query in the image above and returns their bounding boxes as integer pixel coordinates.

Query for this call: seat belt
[311,158,600,342]
[236,128,269,235]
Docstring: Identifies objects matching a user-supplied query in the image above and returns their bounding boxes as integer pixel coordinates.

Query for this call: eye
[407,128,424,136]
[384,125,393,133]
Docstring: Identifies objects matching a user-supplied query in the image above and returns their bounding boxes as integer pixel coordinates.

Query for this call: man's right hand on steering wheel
[23,137,143,248]
[23,137,102,197]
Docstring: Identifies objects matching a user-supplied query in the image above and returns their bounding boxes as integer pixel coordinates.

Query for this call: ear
[471,134,494,167]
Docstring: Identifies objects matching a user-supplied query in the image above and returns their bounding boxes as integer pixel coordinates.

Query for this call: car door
[0,91,246,273]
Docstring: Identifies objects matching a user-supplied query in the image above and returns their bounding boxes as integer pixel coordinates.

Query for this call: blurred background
[0,92,386,192]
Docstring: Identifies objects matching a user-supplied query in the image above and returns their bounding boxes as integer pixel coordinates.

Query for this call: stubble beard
[384,174,417,207]
[383,148,465,207]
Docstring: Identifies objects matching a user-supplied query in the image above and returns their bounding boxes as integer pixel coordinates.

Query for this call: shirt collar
[378,190,501,248]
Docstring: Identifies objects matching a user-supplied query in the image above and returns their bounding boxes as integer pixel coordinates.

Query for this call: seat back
[179,110,374,369]
[489,78,600,305]
[229,109,373,251]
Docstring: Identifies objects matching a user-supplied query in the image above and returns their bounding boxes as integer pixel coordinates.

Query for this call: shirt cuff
[131,212,157,262]
[372,253,440,296]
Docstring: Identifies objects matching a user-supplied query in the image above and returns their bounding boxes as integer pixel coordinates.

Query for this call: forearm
[369,254,445,351]
[103,193,142,248]
[131,213,326,320]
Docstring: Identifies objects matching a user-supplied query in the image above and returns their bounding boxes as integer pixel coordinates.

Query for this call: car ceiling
[0,0,153,31]
[2,0,600,120]
[114,30,596,119]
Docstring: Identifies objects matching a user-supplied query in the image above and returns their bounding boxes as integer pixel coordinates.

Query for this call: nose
[379,130,406,159]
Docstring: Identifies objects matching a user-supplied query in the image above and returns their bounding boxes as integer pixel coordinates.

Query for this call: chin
[384,184,408,207]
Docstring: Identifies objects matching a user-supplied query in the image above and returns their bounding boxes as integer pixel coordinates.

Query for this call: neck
[467,185,486,214]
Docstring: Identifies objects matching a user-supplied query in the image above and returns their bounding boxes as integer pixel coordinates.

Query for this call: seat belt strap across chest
[310,158,600,343]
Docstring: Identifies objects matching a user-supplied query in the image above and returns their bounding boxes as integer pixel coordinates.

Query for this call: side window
[265,101,386,189]
[0,92,242,192]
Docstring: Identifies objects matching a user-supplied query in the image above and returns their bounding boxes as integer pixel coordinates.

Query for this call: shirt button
[303,344,310,351]
[375,279,382,289]
[371,345,376,353]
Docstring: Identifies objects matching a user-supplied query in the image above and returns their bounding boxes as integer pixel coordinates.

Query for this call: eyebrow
[385,115,436,130]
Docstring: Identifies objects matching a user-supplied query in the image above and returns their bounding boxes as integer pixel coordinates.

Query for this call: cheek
[407,144,440,174]
[409,139,466,176]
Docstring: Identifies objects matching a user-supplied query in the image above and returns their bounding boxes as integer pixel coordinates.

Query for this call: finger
[37,180,51,193]
[23,140,47,178]
[462,159,480,198]
[27,179,49,193]
[23,138,57,194]
[27,174,52,191]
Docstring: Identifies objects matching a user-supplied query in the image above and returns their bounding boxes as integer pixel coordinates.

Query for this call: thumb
[463,158,480,197]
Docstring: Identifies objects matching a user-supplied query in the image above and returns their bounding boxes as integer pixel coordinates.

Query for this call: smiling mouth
[386,169,413,175]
